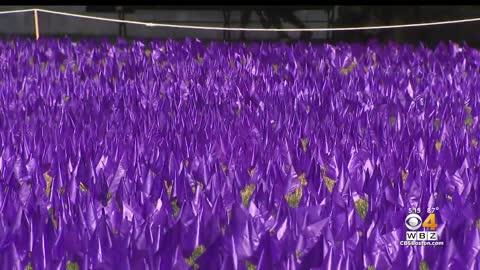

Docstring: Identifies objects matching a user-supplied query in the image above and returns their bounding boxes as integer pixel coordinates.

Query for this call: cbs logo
[405,213,438,231]
[405,213,423,230]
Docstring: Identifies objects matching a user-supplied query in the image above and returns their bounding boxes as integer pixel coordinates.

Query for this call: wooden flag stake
[34,9,39,40]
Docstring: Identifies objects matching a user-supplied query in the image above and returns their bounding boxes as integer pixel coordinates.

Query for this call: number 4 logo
[423,214,438,231]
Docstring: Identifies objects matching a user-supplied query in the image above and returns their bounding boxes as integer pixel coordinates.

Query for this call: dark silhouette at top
[240,8,312,41]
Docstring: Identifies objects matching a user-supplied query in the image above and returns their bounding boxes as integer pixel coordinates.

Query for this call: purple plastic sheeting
[0,37,479,269]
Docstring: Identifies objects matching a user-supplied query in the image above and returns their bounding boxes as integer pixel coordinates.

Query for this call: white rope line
[36,8,154,27]
[0,8,36,15]
[2,8,480,32]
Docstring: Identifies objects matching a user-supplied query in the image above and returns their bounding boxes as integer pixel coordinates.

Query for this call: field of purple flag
[0,38,479,269]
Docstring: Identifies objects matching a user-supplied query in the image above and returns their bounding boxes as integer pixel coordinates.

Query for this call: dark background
[0,5,479,47]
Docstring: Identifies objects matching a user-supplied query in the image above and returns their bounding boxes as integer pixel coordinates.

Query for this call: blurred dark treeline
[238,5,480,47]
[8,5,479,48]
[332,5,480,47]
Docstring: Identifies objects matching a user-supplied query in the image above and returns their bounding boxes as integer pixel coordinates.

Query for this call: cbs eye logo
[405,214,423,230]
[405,213,438,231]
